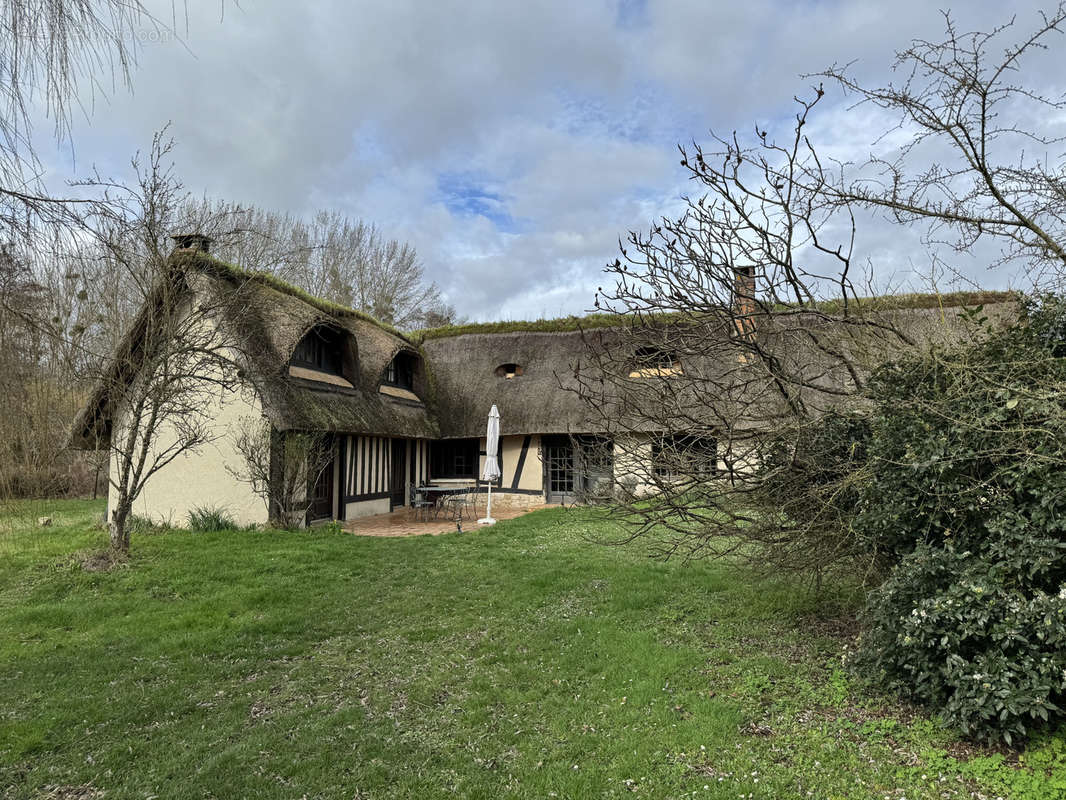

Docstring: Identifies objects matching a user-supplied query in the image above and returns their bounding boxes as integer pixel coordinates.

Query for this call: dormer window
[629,347,682,378]
[291,326,344,375]
[288,325,357,388]
[379,349,424,402]
[494,363,523,379]
[384,351,416,391]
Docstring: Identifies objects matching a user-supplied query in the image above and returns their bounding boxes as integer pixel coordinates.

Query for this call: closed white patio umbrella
[478,404,501,525]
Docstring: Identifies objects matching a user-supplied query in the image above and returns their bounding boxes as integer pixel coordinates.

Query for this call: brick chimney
[732,266,757,340]
[170,233,213,254]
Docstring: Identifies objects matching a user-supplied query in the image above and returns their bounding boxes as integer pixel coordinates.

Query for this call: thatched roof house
[76,244,1016,527]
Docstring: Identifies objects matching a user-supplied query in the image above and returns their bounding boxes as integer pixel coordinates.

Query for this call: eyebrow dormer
[495,363,523,379]
[379,349,425,403]
[288,324,358,388]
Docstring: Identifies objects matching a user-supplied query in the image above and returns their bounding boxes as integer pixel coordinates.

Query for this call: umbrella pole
[479,482,496,525]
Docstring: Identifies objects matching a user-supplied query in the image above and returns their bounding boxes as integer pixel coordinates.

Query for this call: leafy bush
[857,299,1066,563]
[187,505,236,532]
[854,297,1066,743]
[857,539,1066,744]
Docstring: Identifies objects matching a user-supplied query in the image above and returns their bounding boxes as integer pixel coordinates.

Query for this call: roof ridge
[415,290,1017,341]
[169,249,417,345]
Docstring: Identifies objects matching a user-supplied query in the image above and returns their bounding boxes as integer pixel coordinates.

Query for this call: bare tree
[0,245,49,496]
[199,205,458,330]
[572,89,909,577]
[0,1,167,243]
[574,6,1066,580]
[73,134,257,555]
[0,4,224,508]
[818,2,1066,288]
[0,236,112,498]
[226,417,332,529]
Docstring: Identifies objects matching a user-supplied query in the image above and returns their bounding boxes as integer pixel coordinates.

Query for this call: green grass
[1,499,1061,799]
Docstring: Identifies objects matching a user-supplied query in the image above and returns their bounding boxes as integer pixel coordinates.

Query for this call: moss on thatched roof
[791,289,1016,316]
[421,329,592,438]
[415,290,1016,341]
[75,246,1018,449]
[171,250,417,344]
[188,256,437,438]
[420,291,1019,438]
[415,313,671,341]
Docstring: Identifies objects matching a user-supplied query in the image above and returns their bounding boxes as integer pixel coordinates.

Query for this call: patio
[343,501,549,537]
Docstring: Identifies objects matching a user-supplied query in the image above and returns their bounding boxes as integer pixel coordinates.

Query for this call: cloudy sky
[35,0,1065,321]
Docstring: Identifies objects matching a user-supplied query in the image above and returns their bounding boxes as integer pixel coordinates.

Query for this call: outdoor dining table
[419,485,475,518]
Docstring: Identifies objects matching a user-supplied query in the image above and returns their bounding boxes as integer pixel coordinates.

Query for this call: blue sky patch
[437,172,524,233]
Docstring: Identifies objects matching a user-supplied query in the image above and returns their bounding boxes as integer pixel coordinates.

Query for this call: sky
[32,0,1066,321]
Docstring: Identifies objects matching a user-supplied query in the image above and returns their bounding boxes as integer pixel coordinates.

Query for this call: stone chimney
[170,233,213,254]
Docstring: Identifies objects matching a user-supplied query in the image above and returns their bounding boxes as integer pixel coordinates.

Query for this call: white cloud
[30,0,1065,320]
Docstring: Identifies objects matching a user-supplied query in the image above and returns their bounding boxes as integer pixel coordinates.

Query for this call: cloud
[31,0,1065,320]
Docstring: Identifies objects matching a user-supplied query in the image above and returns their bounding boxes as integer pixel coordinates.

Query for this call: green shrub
[857,538,1066,744]
[857,299,1066,563]
[187,505,237,532]
[854,296,1066,743]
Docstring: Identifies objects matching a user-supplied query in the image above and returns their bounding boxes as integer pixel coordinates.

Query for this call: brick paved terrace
[342,501,550,537]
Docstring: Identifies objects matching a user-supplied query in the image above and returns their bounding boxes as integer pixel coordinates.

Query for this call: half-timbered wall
[341,437,432,520]
[411,439,429,487]
[345,435,390,501]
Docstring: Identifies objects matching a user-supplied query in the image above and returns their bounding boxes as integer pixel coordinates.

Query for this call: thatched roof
[74,248,1018,449]
[72,252,437,447]
[422,328,609,438]
[421,295,1020,439]
[414,290,1014,340]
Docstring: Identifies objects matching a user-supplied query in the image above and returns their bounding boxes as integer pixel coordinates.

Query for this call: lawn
[1,499,1062,799]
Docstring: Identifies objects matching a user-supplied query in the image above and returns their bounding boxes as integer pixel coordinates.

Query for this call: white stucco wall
[612,432,745,497]
[469,433,545,507]
[107,380,270,528]
[474,434,543,491]
[609,435,646,497]
[105,292,271,529]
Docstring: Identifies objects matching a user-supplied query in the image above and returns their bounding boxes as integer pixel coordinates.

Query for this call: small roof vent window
[170,233,213,253]
[494,363,524,379]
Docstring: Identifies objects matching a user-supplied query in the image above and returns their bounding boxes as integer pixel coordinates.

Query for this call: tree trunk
[109,506,130,555]
[267,427,286,527]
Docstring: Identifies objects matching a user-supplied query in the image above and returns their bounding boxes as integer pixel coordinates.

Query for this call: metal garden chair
[409,483,432,522]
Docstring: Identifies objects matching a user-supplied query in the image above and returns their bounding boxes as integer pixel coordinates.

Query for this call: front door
[308,436,335,522]
[543,435,576,504]
[389,438,406,509]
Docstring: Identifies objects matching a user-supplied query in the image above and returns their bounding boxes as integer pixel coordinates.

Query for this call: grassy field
[1,500,1062,799]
